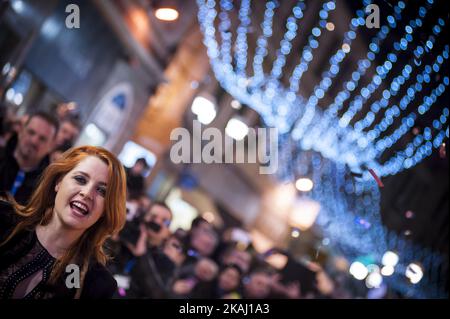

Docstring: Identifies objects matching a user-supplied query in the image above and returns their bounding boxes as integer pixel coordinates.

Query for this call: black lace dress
[0,200,117,299]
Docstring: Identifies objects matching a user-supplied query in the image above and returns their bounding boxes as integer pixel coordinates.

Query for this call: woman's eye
[74,176,86,184]
[97,187,107,197]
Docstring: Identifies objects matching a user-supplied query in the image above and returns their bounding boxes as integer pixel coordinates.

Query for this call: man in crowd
[125,157,150,200]
[0,111,58,204]
[49,116,81,163]
[124,202,175,298]
[125,201,173,255]
[54,116,81,149]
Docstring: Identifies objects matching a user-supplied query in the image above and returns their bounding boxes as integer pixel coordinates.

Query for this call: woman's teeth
[71,201,89,215]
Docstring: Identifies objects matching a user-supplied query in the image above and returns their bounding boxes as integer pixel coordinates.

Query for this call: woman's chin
[60,208,89,230]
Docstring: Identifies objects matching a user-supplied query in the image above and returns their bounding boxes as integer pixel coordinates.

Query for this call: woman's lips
[70,205,87,218]
[70,201,90,217]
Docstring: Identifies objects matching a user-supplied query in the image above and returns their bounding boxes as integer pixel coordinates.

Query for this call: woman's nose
[80,184,95,200]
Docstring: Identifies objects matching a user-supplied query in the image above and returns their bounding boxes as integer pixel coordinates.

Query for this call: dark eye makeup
[73,174,107,197]
[73,175,87,184]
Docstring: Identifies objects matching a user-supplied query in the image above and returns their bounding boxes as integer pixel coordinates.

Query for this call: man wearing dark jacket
[0,111,58,205]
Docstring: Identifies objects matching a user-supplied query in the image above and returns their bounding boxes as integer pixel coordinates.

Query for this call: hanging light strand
[355,41,448,133]
[298,12,444,171]
[291,0,411,142]
[375,122,448,176]
[288,1,370,112]
[234,0,251,76]
[252,0,278,85]
[343,41,448,157]
[340,17,445,128]
[373,79,448,155]
[269,0,307,82]
[286,0,337,93]
[218,0,234,71]
[368,47,449,144]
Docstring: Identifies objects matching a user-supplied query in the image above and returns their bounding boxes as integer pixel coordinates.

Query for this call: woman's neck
[36,215,83,259]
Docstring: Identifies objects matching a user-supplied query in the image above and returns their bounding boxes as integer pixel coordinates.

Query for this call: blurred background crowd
[1,0,448,299]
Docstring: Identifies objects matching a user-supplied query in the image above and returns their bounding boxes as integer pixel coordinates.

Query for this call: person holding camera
[124,202,172,256]
[118,202,176,298]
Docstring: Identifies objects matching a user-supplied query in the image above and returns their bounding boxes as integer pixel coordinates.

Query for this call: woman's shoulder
[81,262,117,299]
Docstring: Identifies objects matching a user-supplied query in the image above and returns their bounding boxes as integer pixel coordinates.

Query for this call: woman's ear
[55,179,62,193]
[54,175,65,193]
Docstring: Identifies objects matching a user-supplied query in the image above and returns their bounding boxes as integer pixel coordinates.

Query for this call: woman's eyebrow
[73,171,108,186]
[73,171,90,178]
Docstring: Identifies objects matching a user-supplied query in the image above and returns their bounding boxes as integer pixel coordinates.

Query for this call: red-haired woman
[0,146,127,298]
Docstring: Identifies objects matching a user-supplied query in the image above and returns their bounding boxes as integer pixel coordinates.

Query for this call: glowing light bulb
[295,178,314,191]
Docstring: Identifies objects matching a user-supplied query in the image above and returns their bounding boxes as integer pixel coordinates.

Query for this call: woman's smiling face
[53,156,109,231]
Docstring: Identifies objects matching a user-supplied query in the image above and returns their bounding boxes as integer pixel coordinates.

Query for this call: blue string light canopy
[196,0,448,298]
